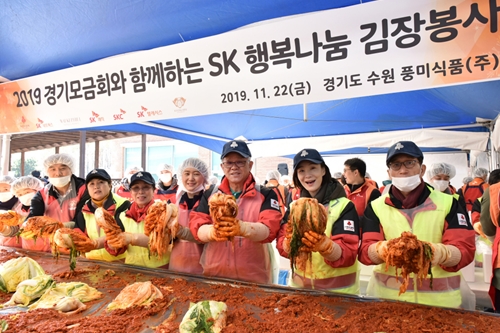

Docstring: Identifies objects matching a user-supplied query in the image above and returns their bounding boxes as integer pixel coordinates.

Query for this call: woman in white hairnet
[27,153,90,225]
[427,162,468,216]
[168,158,210,274]
[155,163,179,202]
[2,176,44,249]
[0,175,19,211]
[427,162,457,195]
[0,175,22,247]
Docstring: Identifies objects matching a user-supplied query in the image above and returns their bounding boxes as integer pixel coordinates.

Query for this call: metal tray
[0,247,498,332]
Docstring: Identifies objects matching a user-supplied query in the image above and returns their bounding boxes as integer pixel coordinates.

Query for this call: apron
[168,205,204,275]
[200,187,274,284]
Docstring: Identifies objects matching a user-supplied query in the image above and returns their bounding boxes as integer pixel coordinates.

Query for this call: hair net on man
[11,176,43,195]
[43,153,75,172]
[0,175,16,185]
[266,170,281,182]
[175,158,210,202]
[333,172,342,179]
[462,176,473,184]
[427,163,456,180]
[473,167,489,178]
[126,166,143,174]
[158,164,174,174]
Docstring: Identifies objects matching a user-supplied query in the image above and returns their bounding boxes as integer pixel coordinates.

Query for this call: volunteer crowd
[0,140,499,312]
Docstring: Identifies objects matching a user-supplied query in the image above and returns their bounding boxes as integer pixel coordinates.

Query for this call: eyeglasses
[389,160,419,171]
[221,161,248,169]
[130,186,153,193]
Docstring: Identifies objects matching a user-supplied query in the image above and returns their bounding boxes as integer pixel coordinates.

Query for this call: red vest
[344,181,377,216]
[462,178,488,212]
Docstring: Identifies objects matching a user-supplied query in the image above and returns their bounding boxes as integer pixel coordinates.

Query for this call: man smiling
[190,140,282,284]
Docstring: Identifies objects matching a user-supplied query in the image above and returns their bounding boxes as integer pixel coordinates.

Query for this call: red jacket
[461,177,489,212]
[344,180,380,217]
[189,174,281,243]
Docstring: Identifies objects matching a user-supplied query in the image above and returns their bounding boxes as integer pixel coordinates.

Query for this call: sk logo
[300,150,308,157]
[394,142,404,150]
[230,141,238,148]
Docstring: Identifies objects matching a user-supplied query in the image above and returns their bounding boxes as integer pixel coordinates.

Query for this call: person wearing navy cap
[64,169,132,262]
[189,140,282,284]
[276,148,360,294]
[105,171,170,268]
[359,141,476,309]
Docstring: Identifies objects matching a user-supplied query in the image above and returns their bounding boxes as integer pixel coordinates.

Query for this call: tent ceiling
[0,0,368,81]
[9,131,138,153]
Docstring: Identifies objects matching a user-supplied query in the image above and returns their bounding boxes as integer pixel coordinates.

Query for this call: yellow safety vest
[290,197,359,295]
[370,188,462,307]
[120,211,170,268]
[84,193,128,262]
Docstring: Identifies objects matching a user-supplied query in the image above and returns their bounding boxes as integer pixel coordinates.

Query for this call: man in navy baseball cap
[359,140,475,308]
[189,138,282,284]
[386,141,424,166]
[221,140,252,159]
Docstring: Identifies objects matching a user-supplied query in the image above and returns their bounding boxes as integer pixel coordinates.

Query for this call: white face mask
[49,175,71,188]
[431,180,449,192]
[18,192,36,206]
[392,174,421,192]
[160,174,172,184]
[0,192,13,203]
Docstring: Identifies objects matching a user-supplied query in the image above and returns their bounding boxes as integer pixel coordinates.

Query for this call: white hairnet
[0,175,16,185]
[178,158,209,185]
[126,166,143,174]
[43,153,75,172]
[11,176,43,195]
[462,176,473,184]
[333,172,342,179]
[427,163,456,180]
[266,170,281,181]
[158,163,174,173]
[474,167,489,178]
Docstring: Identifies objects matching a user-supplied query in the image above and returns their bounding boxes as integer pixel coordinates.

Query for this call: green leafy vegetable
[0,319,7,332]
[4,274,54,306]
[0,257,45,292]
[179,300,227,333]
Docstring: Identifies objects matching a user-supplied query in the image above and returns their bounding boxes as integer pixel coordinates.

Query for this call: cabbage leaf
[179,300,227,333]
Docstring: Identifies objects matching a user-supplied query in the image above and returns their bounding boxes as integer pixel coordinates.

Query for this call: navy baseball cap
[293,148,325,169]
[386,141,423,166]
[130,171,156,187]
[221,140,252,159]
[85,168,111,184]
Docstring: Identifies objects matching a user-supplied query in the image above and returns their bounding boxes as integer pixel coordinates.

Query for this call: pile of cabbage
[0,257,102,313]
